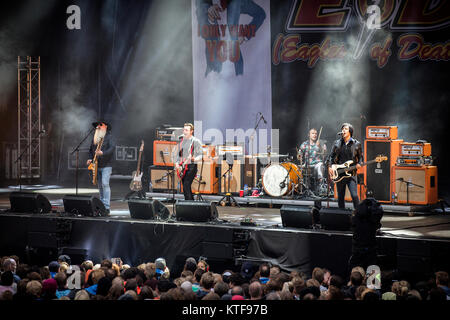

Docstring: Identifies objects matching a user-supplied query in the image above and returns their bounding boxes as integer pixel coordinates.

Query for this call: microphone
[160,150,164,158]
[260,114,267,124]
[279,181,286,188]
[337,132,343,135]
[396,178,404,182]
[39,129,46,135]
[178,135,184,140]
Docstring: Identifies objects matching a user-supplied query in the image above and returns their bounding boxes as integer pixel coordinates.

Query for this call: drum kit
[257,147,332,199]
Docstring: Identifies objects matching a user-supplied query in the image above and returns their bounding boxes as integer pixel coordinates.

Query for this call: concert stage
[0,183,449,281]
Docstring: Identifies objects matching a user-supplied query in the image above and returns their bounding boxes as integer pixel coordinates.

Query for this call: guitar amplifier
[366,126,398,140]
[149,165,179,191]
[189,161,219,194]
[396,156,433,167]
[399,142,431,157]
[394,166,438,205]
[153,140,177,166]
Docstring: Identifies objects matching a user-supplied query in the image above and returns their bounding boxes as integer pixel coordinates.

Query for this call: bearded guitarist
[174,123,203,200]
[87,121,116,214]
[326,123,363,210]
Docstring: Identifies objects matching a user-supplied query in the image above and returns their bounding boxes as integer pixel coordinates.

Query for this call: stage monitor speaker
[364,139,402,203]
[128,199,170,220]
[9,192,51,214]
[175,200,218,222]
[394,166,438,205]
[63,195,106,217]
[280,205,314,229]
[319,207,352,231]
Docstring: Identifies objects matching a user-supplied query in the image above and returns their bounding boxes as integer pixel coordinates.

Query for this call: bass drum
[262,162,301,197]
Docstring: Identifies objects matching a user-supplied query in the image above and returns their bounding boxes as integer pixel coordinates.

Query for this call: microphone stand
[14,130,46,191]
[397,178,423,205]
[70,127,95,196]
[249,113,264,157]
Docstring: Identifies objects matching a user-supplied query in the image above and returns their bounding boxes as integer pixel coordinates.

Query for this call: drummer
[298,128,327,183]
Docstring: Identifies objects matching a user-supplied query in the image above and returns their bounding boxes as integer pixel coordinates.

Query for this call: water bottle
[149,181,153,193]
[244,184,248,196]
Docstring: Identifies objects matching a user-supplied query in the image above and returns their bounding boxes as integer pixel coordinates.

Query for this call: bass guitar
[88,137,104,185]
[130,140,144,191]
[330,155,387,183]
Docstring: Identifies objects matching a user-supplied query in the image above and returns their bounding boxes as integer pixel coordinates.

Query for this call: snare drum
[262,162,302,197]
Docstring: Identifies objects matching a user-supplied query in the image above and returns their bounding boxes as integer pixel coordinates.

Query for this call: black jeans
[336,176,359,209]
[182,164,197,200]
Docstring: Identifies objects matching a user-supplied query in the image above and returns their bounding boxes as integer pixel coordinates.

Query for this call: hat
[48,261,60,273]
[155,258,166,271]
[42,278,57,295]
[58,254,71,265]
[382,292,397,300]
[180,281,193,293]
[92,121,111,130]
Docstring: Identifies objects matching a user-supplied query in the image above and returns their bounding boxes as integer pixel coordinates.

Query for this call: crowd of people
[0,254,448,301]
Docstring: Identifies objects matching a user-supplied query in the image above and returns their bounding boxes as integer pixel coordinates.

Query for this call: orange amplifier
[394,166,438,205]
[153,140,177,166]
[366,126,398,140]
[399,142,431,157]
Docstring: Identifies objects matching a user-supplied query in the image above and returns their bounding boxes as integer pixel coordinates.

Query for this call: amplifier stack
[394,142,437,205]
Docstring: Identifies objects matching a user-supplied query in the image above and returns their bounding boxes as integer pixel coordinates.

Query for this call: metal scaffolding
[17,56,41,179]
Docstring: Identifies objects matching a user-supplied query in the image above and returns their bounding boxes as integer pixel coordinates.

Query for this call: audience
[0,253,447,301]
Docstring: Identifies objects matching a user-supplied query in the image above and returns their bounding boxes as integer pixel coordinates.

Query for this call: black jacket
[89,132,116,168]
[327,137,363,175]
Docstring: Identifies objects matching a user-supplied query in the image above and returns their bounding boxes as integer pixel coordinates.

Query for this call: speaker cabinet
[280,205,313,229]
[175,200,218,222]
[149,165,179,191]
[364,139,402,203]
[394,166,438,205]
[192,162,219,194]
[9,192,51,213]
[128,199,170,220]
[319,208,352,231]
[220,160,243,193]
[63,195,106,216]
[153,140,177,166]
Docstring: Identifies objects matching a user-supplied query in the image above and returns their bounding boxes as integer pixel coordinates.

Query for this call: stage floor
[1,182,449,241]
[1,181,449,279]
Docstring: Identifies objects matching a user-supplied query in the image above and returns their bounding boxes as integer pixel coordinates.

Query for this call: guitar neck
[136,150,142,174]
[346,159,379,171]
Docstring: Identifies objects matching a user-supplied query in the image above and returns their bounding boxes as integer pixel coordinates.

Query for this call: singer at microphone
[326,123,363,210]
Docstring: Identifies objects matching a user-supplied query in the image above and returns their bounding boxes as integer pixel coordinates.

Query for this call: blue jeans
[337,176,359,209]
[98,167,112,210]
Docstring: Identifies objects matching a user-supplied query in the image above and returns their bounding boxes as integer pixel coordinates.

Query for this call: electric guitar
[176,141,194,179]
[88,137,104,185]
[330,155,387,183]
[130,140,144,191]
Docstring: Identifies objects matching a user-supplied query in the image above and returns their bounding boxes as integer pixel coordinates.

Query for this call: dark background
[0,0,448,200]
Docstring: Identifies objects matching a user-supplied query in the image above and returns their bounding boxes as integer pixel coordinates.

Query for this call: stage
[0,181,449,280]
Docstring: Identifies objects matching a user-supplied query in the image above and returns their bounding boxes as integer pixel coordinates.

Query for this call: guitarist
[326,123,363,210]
[86,121,116,214]
[174,123,203,200]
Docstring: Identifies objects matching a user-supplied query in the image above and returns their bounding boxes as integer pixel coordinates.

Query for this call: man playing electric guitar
[326,123,363,210]
[174,123,203,200]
